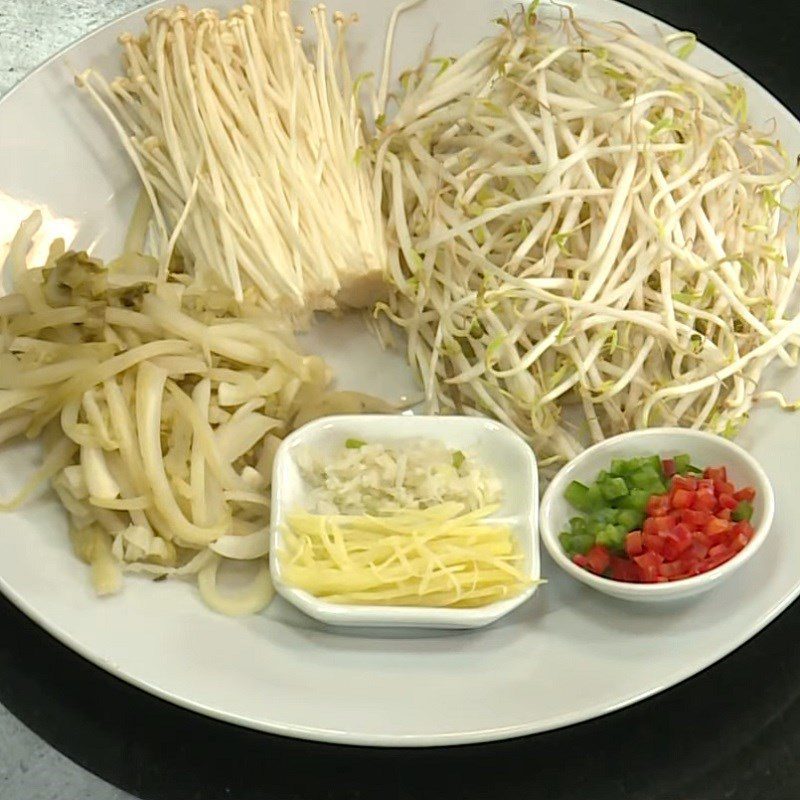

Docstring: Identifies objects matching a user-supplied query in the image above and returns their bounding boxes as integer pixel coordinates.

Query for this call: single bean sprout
[373,5,800,469]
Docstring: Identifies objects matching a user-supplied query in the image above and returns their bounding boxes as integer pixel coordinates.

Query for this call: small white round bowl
[540,428,775,602]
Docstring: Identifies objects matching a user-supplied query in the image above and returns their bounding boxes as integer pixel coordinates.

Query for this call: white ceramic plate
[1,0,800,747]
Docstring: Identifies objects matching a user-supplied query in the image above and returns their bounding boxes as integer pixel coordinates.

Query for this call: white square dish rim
[269,414,540,628]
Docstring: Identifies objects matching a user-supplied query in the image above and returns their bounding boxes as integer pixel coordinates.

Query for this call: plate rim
[1,0,800,747]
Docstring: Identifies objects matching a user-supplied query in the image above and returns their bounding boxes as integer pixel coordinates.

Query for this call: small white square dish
[269,414,540,628]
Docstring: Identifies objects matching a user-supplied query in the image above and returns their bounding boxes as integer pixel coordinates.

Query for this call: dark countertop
[4,585,800,800]
[2,1,800,798]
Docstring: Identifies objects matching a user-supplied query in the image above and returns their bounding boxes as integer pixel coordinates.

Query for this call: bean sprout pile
[374,7,800,469]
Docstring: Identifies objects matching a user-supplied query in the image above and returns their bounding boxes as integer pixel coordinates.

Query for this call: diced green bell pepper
[559,531,596,555]
[564,481,592,511]
[616,508,645,531]
[732,501,753,522]
[630,465,661,489]
[569,517,588,535]
[609,458,629,476]
[595,523,627,551]
[617,488,650,513]
[599,476,629,501]
[674,453,702,475]
[570,533,596,555]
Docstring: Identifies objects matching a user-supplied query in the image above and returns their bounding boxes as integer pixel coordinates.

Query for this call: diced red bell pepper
[610,555,640,582]
[681,508,711,527]
[732,520,755,540]
[714,480,736,497]
[692,530,711,547]
[688,540,709,560]
[646,494,671,516]
[700,552,734,572]
[672,475,698,492]
[704,466,727,482]
[731,533,750,552]
[663,539,688,561]
[672,522,693,541]
[706,517,731,537]
[585,545,611,574]
[625,530,644,557]
[662,524,692,560]
[659,560,685,578]
[671,488,695,509]
[644,516,672,536]
[643,533,666,554]
[634,551,663,582]
[718,493,738,510]
[693,491,717,512]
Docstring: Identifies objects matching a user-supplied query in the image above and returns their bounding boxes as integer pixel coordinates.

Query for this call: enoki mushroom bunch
[78,1,387,313]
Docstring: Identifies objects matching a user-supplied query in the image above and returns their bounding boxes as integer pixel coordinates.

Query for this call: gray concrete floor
[0,705,132,800]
